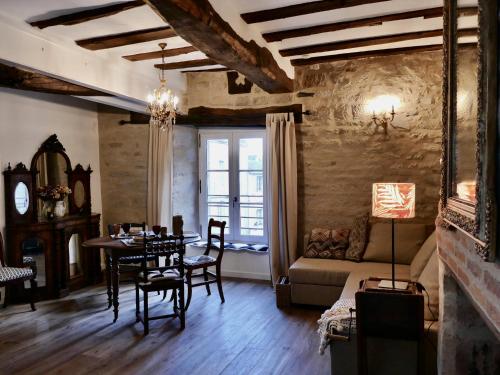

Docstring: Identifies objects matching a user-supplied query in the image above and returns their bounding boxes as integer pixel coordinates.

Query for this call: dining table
[82,233,201,322]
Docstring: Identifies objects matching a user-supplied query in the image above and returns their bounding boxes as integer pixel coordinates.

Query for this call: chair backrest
[0,232,5,267]
[205,219,226,264]
[141,234,185,278]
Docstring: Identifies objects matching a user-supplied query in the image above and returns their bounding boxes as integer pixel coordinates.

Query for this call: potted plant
[37,185,72,218]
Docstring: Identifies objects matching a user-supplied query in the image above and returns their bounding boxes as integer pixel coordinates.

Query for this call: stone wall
[97,107,198,231]
[185,51,443,248]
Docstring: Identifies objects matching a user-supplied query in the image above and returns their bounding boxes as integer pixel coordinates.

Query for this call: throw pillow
[417,251,439,321]
[304,228,350,259]
[345,213,369,262]
[410,231,437,281]
[362,223,427,265]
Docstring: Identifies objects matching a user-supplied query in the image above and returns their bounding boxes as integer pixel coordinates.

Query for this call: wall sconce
[366,95,407,135]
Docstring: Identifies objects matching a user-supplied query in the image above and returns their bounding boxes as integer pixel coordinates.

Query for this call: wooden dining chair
[183,219,226,310]
[0,232,37,311]
[135,234,185,335]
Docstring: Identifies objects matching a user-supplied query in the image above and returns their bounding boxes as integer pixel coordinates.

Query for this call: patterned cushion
[139,269,180,283]
[345,213,370,262]
[183,255,216,265]
[304,228,350,259]
[0,266,33,283]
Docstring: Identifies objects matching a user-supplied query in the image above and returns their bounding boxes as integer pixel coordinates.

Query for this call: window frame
[198,129,267,244]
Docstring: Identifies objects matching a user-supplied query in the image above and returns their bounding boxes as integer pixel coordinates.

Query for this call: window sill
[187,241,269,254]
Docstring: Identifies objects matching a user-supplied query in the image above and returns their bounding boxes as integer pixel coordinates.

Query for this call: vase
[54,201,66,218]
[41,201,54,219]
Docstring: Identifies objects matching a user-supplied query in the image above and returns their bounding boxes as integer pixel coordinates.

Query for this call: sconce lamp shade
[372,183,415,219]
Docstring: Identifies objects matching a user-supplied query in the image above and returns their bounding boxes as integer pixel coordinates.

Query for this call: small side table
[355,278,424,375]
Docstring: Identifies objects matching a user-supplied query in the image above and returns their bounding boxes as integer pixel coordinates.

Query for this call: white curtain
[266,113,298,285]
[147,120,173,229]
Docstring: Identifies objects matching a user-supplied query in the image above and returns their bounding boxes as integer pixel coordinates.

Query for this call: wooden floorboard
[0,280,329,375]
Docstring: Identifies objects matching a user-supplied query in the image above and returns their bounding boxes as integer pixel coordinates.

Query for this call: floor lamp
[372,182,415,289]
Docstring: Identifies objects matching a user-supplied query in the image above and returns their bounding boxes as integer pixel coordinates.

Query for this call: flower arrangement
[37,185,72,201]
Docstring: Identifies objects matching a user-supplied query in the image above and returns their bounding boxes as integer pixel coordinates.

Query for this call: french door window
[199,130,266,243]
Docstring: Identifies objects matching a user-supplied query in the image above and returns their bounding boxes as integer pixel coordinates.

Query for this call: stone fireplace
[437,227,500,375]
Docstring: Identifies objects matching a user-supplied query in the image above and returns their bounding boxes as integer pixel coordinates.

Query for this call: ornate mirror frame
[441,0,498,261]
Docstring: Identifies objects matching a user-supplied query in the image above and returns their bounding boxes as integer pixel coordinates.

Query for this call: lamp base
[378,279,409,290]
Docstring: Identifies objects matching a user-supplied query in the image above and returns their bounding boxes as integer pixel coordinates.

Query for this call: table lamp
[372,182,415,289]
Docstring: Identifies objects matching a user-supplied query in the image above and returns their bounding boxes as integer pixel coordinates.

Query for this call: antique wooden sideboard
[3,135,102,301]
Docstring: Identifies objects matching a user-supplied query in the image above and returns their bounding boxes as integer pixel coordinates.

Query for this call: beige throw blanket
[317,298,356,354]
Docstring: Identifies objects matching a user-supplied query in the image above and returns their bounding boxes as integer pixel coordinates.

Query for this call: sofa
[288,222,439,375]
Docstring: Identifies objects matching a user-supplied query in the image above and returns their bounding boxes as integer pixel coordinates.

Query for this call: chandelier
[147,42,179,130]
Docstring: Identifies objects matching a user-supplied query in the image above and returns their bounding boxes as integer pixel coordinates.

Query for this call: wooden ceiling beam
[145,0,293,93]
[123,46,197,61]
[30,1,145,29]
[181,67,231,73]
[154,58,218,70]
[290,42,477,66]
[241,0,386,24]
[0,63,110,96]
[263,7,444,43]
[76,26,176,50]
[280,28,479,57]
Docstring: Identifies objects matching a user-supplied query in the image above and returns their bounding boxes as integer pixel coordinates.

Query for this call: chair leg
[135,281,140,323]
[173,288,178,311]
[29,279,37,311]
[179,285,185,330]
[216,265,225,304]
[203,268,211,296]
[185,270,193,311]
[143,291,149,335]
[2,286,7,308]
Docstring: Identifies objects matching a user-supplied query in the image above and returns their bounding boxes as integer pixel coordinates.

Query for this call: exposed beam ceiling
[145,0,293,93]
[0,63,110,96]
[181,67,231,73]
[280,28,477,57]
[154,58,218,70]
[30,1,145,29]
[263,7,444,43]
[123,46,197,61]
[241,0,387,24]
[291,42,478,66]
[76,26,176,51]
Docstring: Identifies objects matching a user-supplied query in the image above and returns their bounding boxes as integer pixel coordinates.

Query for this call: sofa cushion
[289,257,366,286]
[339,264,411,300]
[363,223,427,265]
[304,228,350,259]
[418,251,439,321]
[345,213,369,262]
[410,231,437,281]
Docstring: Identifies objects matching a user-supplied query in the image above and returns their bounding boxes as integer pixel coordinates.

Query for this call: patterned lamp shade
[372,183,415,219]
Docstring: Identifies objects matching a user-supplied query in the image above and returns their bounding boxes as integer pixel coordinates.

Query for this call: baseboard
[221,270,271,281]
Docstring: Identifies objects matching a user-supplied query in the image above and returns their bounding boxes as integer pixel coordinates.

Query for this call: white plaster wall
[0,88,103,236]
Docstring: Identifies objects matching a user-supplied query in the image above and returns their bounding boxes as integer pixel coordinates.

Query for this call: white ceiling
[0,0,478,81]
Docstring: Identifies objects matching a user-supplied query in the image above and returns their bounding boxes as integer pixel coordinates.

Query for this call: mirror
[453,0,479,203]
[74,180,85,209]
[35,151,68,189]
[68,233,82,278]
[21,238,45,288]
[14,182,29,215]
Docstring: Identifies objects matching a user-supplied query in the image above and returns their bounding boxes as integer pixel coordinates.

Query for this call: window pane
[240,206,264,218]
[207,139,229,170]
[207,172,229,195]
[241,229,264,236]
[239,171,263,196]
[239,138,263,170]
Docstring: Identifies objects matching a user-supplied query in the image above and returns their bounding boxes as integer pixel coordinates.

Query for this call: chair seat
[120,254,157,264]
[0,266,33,283]
[183,255,216,266]
[138,269,180,283]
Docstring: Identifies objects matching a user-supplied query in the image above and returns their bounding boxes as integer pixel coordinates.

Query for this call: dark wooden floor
[0,280,329,375]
